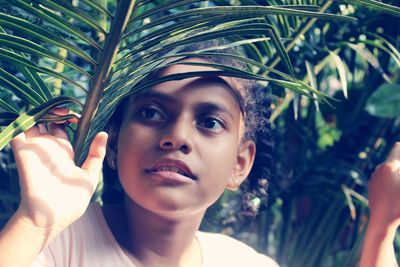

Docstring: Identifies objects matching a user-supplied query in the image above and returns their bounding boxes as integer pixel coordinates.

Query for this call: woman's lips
[146,158,197,180]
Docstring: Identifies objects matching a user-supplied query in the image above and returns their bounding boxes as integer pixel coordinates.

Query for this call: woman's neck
[103,199,205,267]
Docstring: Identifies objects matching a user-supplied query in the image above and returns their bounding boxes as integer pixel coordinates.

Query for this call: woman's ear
[105,122,119,170]
[226,140,256,191]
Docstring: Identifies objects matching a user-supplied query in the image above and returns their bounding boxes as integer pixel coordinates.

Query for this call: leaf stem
[73,0,136,164]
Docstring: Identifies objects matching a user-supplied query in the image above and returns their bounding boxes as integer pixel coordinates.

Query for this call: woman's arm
[359,142,400,267]
[359,217,398,267]
[0,210,58,267]
[0,110,107,267]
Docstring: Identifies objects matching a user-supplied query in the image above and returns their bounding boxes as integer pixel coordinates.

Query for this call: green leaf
[0,13,96,65]
[359,38,400,67]
[0,48,88,93]
[118,22,292,75]
[305,60,320,112]
[0,68,44,106]
[346,42,391,83]
[122,14,254,52]
[0,99,20,114]
[12,0,102,50]
[132,0,202,21]
[130,4,356,25]
[367,33,400,63]
[327,50,348,98]
[0,26,53,101]
[0,33,92,77]
[17,66,53,101]
[268,24,294,76]
[124,4,355,45]
[121,61,326,103]
[365,83,400,118]
[0,96,81,151]
[27,0,107,35]
[78,0,112,19]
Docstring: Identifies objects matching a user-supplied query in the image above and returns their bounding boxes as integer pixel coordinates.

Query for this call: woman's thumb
[81,132,108,179]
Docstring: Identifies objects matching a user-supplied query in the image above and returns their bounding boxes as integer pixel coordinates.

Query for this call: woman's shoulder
[196,231,279,267]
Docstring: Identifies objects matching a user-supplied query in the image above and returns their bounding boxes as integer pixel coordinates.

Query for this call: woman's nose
[159,117,193,154]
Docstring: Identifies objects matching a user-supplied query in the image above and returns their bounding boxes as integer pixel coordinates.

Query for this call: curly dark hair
[101,39,274,217]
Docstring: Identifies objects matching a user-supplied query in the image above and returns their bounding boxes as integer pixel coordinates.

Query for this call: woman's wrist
[367,214,399,244]
[0,211,54,267]
[10,211,54,245]
[358,214,399,267]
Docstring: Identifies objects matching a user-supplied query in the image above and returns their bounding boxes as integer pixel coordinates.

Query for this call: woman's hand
[0,108,107,267]
[11,108,108,235]
[369,142,400,228]
[359,142,400,267]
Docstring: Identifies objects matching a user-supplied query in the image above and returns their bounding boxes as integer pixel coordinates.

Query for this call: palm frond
[0,0,398,164]
[0,96,81,150]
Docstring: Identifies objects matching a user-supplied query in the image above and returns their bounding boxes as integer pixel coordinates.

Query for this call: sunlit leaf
[365,83,400,118]
[305,60,320,111]
[327,50,348,98]
[346,43,391,83]
[0,96,81,151]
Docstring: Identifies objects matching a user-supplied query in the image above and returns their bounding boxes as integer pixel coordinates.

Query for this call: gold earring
[230,178,240,191]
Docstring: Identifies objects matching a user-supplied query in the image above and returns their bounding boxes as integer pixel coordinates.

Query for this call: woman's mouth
[146,158,197,181]
[152,166,188,176]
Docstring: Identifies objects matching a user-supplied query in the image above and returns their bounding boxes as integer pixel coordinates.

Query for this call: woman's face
[113,59,255,218]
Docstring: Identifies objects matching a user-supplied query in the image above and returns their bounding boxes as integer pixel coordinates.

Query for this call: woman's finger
[37,123,47,134]
[10,132,26,150]
[47,122,69,141]
[386,142,400,162]
[42,108,80,125]
[81,132,108,184]
[10,125,41,150]
[25,125,42,138]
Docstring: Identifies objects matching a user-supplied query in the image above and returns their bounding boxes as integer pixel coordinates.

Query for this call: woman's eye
[139,107,164,121]
[198,117,224,132]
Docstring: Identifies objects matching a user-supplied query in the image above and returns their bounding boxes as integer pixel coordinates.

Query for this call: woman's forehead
[138,58,246,112]
[131,76,245,116]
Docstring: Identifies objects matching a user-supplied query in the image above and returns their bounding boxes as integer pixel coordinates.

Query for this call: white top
[31,203,279,267]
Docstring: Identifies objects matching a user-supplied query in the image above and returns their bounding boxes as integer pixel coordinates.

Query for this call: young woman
[0,48,279,266]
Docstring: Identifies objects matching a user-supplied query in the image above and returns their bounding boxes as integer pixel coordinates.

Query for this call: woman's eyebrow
[193,76,233,88]
[190,76,245,114]
[135,91,176,102]
[195,102,234,119]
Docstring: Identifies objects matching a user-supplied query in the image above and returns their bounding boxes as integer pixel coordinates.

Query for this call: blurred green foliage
[202,1,400,267]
